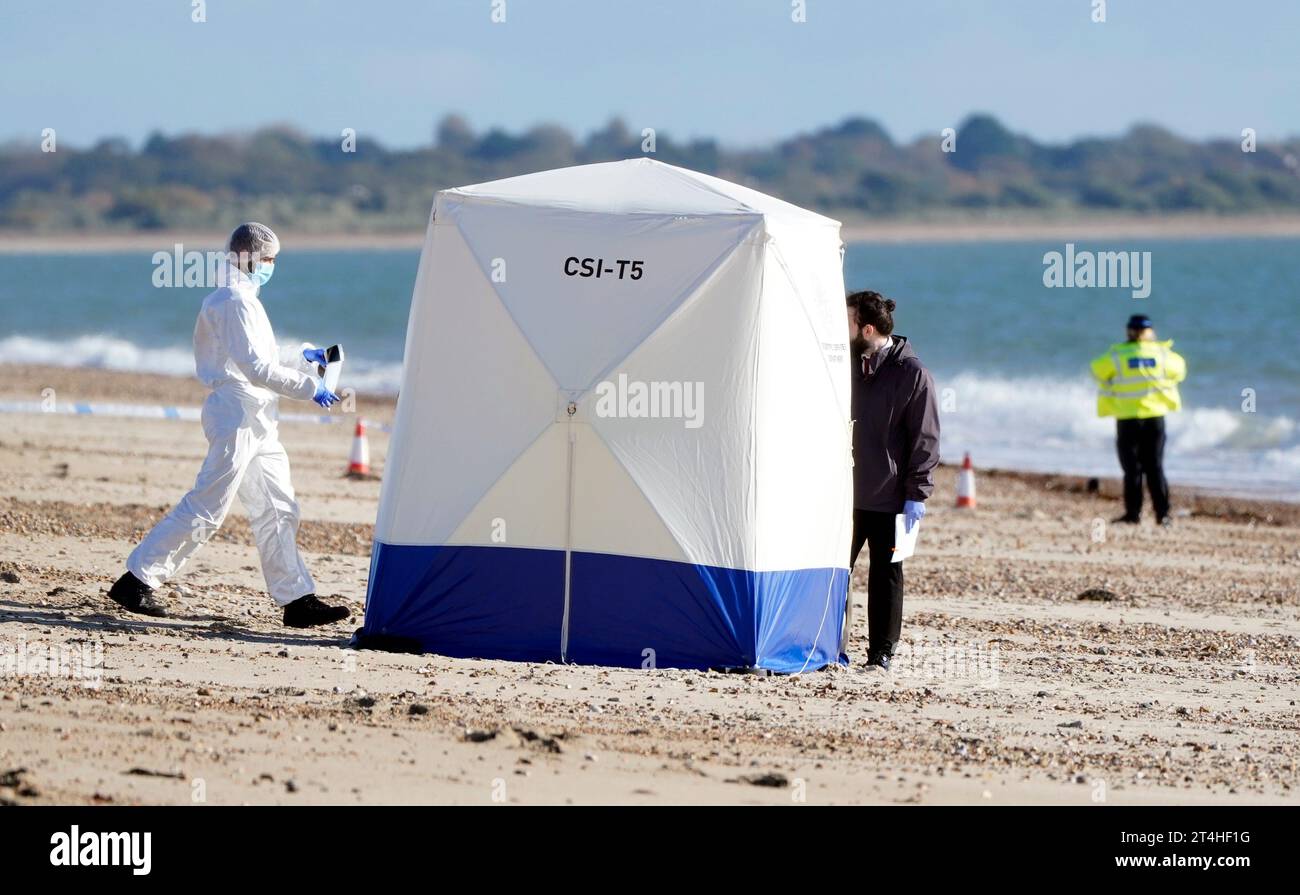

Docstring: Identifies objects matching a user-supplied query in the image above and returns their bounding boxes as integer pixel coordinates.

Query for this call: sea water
[1,238,1296,498]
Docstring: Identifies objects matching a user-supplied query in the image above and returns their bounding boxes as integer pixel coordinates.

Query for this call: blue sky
[3,0,1298,149]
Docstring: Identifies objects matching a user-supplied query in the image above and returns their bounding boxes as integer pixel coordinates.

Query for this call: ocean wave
[0,333,405,395]
[0,333,197,377]
[936,370,1300,498]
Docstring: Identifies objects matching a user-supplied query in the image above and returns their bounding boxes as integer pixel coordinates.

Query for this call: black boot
[283,594,351,628]
[866,649,892,671]
[107,571,169,618]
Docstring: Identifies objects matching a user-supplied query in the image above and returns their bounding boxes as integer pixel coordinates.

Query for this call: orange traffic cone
[955,452,977,508]
[348,419,371,477]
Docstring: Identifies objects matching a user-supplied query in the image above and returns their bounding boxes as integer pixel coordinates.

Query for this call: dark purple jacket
[851,335,941,512]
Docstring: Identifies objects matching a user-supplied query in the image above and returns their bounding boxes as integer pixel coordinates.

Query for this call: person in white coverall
[108,223,352,628]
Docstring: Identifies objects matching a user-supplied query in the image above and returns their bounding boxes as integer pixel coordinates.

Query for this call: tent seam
[582,220,765,393]
[655,160,761,214]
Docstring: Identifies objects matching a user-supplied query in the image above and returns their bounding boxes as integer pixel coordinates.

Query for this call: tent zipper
[559,402,577,662]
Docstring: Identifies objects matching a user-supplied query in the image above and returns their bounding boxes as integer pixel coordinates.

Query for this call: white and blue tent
[359,158,853,672]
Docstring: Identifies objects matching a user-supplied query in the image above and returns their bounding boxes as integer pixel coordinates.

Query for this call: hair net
[227,222,280,271]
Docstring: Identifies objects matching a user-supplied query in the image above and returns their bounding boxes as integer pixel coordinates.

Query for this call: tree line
[3,113,1297,232]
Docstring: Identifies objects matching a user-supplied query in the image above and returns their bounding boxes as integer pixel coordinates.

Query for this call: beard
[851,334,869,358]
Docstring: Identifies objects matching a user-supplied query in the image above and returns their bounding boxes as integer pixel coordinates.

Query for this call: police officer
[1090,314,1187,526]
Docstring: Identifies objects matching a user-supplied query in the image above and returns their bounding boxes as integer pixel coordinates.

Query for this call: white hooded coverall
[128,263,319,605]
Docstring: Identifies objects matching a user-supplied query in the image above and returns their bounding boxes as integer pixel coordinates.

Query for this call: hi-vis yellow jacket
[1090,339,1187,419]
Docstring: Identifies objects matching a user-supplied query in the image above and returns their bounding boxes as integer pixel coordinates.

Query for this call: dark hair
[846,290,896,336]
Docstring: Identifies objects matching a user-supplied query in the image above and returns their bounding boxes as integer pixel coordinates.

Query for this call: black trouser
[849,509,903,656]
[1116,416,1170,520]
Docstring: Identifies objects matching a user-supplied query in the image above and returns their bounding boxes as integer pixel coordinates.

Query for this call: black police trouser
[849,509,903,655]
[1116,416,1170,520]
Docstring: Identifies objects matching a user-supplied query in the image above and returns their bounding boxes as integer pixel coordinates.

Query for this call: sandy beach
[7,214,1300,254]
[0,364,1296,806]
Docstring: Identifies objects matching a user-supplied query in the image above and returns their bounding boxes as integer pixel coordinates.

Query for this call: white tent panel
[375,220,559,545]
[568,426,690,563]
[446,423,569,549]
[583,237,765,570]
[768,228,854,412]
[754,240,853,572]
[447,196,760,389]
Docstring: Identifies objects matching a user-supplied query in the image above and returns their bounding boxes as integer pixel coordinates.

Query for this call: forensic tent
[357,158,853,672]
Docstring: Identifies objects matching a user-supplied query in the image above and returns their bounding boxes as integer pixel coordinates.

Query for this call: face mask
[249,261,275,287]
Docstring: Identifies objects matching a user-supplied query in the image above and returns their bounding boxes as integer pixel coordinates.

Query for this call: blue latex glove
[903,500,926,533]
[303,347,329,367]
[312,383,340,408]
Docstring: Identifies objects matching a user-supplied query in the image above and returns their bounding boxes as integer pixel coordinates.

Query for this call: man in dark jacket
[845,290,940,670]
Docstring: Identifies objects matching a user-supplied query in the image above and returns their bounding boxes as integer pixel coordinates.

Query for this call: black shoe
[283,594,351,628]
[1113,514,1140,525]
[107,571,169,618]
[866,650,892,671]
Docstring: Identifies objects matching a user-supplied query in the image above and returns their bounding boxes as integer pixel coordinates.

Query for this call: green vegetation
[3,113,1299,232]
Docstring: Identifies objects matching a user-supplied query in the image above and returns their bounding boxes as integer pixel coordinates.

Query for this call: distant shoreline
[6,213,1300,253]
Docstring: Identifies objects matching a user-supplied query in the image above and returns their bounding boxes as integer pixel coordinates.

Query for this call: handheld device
[316,344,345,393]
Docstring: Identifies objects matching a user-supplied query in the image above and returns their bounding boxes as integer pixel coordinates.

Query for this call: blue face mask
[249,261,275,287]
